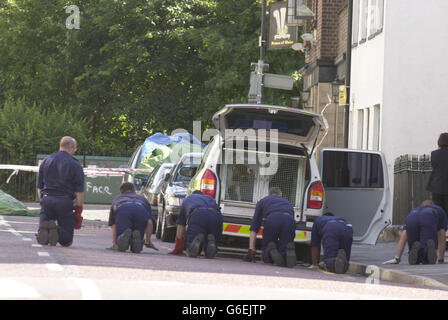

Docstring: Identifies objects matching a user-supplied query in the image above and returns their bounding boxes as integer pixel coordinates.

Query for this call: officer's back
[181,193,220,216]
[313,215,348,233]
[39,151,83,198]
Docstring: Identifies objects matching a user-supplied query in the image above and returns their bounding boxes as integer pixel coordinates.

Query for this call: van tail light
[201,169,216,198]
[307,181,323,209]
[151,198,158,206]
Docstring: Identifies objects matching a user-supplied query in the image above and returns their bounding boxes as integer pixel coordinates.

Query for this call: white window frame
[356,109,364,149]
[362,108,370,150]
[372,104,381,151]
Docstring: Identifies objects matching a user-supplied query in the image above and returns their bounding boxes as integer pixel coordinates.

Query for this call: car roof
[160,163,174,168]
[179,152,203,159]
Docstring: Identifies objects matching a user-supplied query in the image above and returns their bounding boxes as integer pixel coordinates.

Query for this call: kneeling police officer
[108,182,155,253]
[384,200,447,265]
[310,213,353,274]
[170,190,223,258]
[244,187,296,268]
[36,136,84,247]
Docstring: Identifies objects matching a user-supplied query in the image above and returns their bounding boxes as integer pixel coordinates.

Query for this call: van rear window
[226,109,314,137]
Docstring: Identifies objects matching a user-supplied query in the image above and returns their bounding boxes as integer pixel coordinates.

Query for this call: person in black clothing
[244,187,296,268]
[36,136,84,247]
[108,182,155,253]
[169,190,223,258]
[427,133,448,218]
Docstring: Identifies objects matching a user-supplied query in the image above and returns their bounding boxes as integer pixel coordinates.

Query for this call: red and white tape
[0,164,153,183]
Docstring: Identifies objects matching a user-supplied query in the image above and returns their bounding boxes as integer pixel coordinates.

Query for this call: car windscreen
[225,109,314,137]
[174,163,199,182]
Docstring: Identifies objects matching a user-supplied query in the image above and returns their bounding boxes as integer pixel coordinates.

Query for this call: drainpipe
[344,0,353,148]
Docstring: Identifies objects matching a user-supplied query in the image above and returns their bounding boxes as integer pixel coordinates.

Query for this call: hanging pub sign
[268,1,298,50]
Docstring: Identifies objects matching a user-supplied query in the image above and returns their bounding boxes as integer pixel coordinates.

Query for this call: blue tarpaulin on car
[138,132,204,171]
[140,132,204,161]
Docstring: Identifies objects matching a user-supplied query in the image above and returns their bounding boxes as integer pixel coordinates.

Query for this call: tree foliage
[0,0,305,151]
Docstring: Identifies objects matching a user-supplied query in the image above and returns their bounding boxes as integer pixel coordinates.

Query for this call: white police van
[189,104,391,246]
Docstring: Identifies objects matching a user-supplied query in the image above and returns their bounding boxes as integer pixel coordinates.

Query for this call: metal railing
[392,154,432,225]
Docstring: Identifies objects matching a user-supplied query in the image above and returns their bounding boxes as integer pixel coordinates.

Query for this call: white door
[320,148,391,245]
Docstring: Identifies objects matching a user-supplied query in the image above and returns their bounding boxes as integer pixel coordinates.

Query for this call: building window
[369,0,377,37]
[351,0,360,46]
[360,0,369,42]
[354,0,384,45]
[369,0,384,37]
[377,0,384,31]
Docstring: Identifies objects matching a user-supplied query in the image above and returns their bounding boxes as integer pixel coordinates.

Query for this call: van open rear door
[320,148,391,245]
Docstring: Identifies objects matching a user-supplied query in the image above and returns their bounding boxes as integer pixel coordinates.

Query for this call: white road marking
[37,251,50,257]
[0,278,40,299]
[46,263,63,271]
[11,230,37,234]
[73,278,102,300]
[7,228,21,236]
[32,244,43,248]
[143,280,185,287]
[22,237,32,241]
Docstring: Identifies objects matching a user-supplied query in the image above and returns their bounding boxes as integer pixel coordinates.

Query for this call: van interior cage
[220,148,307,207]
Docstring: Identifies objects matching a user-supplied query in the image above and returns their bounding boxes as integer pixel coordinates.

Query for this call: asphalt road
[1,210,448,300]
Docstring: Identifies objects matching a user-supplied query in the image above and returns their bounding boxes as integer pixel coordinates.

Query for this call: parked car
[123,133,204,191]
[157,152,203,242]
[188,104,391,251]
[122,144,147,191]
[140,162,174,224]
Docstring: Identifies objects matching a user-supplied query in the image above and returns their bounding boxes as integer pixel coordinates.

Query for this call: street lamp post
[252,0,268,104]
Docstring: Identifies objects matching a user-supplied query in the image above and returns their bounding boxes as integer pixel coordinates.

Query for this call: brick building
[299,0,350,149]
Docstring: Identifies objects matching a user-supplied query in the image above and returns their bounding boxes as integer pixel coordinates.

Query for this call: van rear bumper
[221,216,311,243]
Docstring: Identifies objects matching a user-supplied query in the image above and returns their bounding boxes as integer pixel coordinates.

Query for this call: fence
[0,152,37,202]
[36,155,130,204]
[0,153,131,204]
[393,154,432,225]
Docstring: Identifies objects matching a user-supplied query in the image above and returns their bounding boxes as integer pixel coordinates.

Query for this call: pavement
[23,203,448,290]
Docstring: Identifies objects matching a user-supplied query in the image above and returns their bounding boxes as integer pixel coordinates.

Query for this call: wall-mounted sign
[338,85,347,106]
[268,2,298,50]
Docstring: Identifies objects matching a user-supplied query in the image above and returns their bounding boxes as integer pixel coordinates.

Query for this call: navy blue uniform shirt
[37,151,84,199]
[250,195,295,233]
[311,215,349,247]
[404,205,448,231]
[177,193,220,226]
[108,192,154,226]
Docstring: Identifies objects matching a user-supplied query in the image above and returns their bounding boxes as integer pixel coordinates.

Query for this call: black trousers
[432,193,448,217]
[39,196,75,246]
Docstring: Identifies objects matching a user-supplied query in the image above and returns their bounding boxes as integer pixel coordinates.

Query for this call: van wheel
[161,211,175,243]
[155,214,162,239]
